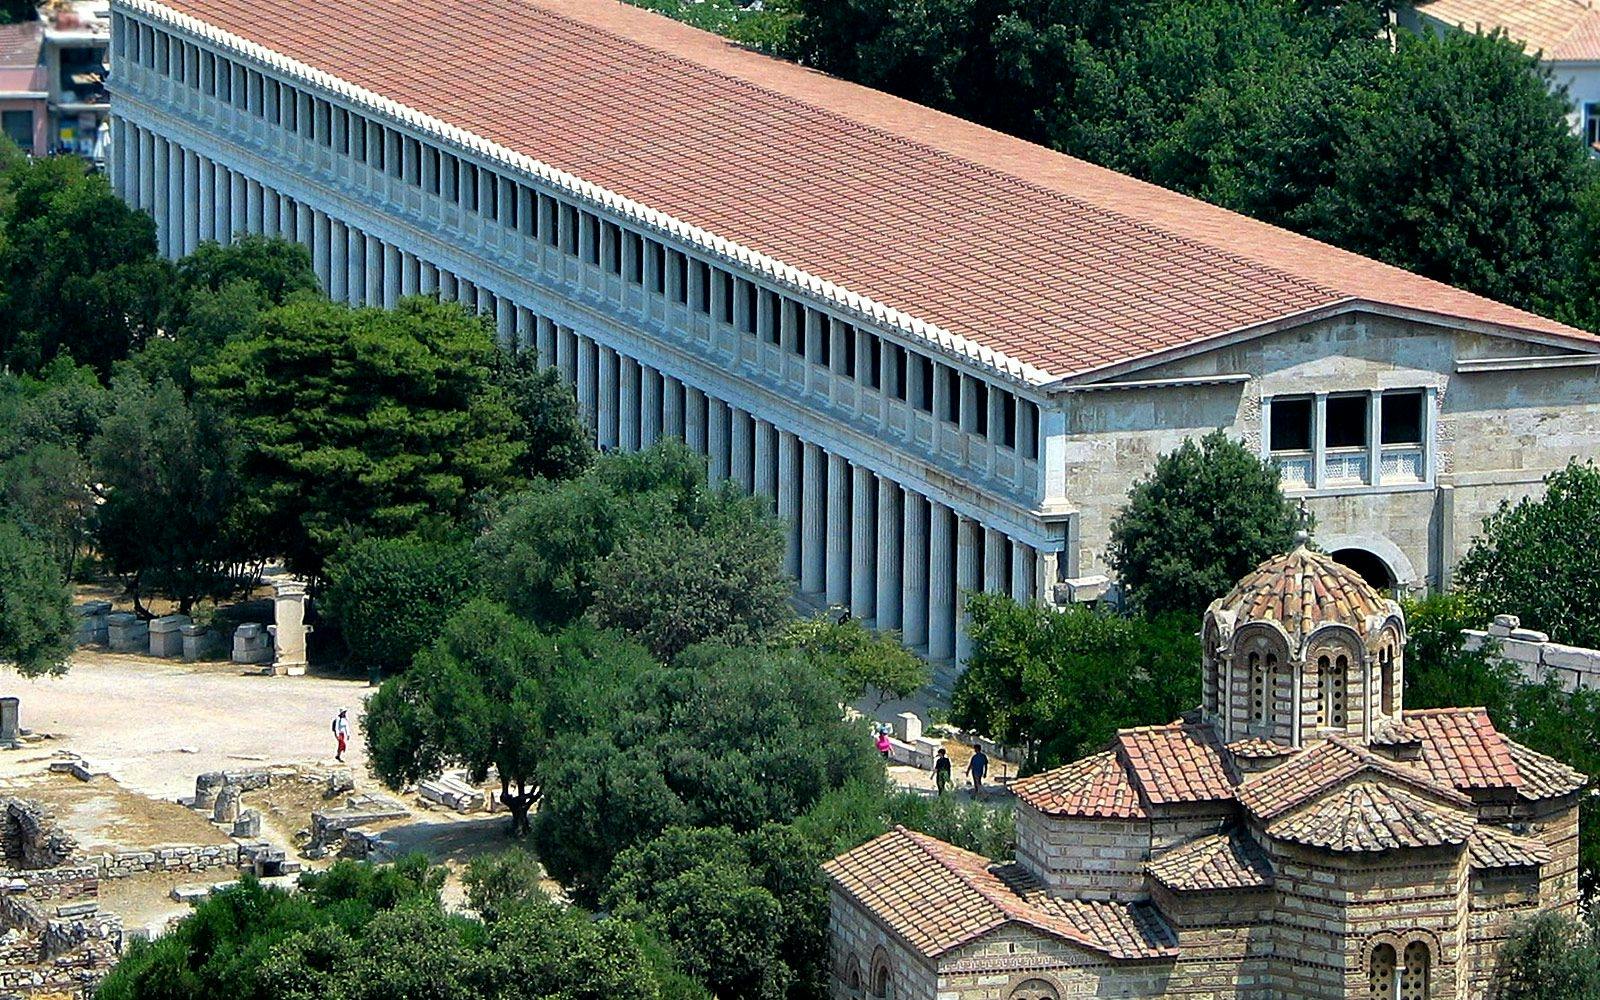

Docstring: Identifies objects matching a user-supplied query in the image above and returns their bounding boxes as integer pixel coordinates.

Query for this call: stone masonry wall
[828,887,935,1000]
[0,800,76,870]
[1014,804,1149,901]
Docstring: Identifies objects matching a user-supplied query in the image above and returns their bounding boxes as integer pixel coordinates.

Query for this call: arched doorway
[1332,548,1396,591]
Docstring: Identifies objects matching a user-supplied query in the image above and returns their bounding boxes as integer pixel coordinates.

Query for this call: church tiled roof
[1266,781,1477,853]
[1211,546,1394,645]
[1468,825,1555,870]
[1012,751,1146,819]
[1235,738,1471,821]
[1117,723,1237,806]
[1406,708,1586,800]
[822,827,1177,960]
[1146,830,1273,892]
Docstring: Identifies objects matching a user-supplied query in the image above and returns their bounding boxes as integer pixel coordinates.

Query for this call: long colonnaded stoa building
[107,0,1600,669]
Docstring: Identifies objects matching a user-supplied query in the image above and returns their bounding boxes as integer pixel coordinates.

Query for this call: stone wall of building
[1058,312,1600,589]
[0,800,77,871]
[827,887,937,1000]
[1014,805,1149,901]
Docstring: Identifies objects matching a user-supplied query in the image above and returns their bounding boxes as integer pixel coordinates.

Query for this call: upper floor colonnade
[107,7,1070,675]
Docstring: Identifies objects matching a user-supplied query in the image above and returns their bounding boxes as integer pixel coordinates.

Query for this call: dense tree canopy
[322,535,481,677]
[533,642,881,900]
[0,519,73,677]
[0,156,173,375]
[1109,429,1301,617]
[96,857,692,1000]
[952,595,1200,771]
[0,360,107,578]
[1493,912,1600,999]
[1455,461,1600,649]
[775,614,929,705]
[198,296,524,579]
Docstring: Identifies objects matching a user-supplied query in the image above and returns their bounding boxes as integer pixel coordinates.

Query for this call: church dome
[1209,545,1393,647]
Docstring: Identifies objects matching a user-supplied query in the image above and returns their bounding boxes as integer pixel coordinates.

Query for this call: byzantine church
[825,543,1586,999]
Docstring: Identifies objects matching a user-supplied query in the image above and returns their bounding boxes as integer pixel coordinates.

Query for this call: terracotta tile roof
[1226,737,1298,760]
[1116,723,1237,806]
[1503,737,1589,801]
[0,21,44,93]
[135,0,1600,382]
[1468,824,1555,869]
[1146,829,1273,892]
[1417,0,1600,61]
[1370,715,1426,748]
[1405,708,1527,793]
[1211,546,1394,645]
[822,827,1176,960]
[1267,780,1476,852]
[1236,738,1471,821]
[1012,751,1147,819]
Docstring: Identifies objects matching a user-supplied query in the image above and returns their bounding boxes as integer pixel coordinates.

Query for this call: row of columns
[112,114,1045,665]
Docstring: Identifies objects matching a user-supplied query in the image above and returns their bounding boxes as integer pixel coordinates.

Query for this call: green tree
[322,535,481,677]
[952,595,1199,771]
[1455,460,1600,649]
[0,360,108,578]
[198,296,524,580]
[0,156,174,375]
[1109,429,1301,617]
[533,643,881,900]
[604,824,826,1000]
[90,371,251,614]
[486,348,593,482]
[792,779,1015,862]
[776,613,929,705]
[0,519,73,677]
[1493,911,1600,999]
[1401,592,1518,717]
[364,603,654,835]
[588,484,791,660]
[177,235,320,305]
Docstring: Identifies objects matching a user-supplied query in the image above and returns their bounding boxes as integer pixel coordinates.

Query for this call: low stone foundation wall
[90,844,243,879]
[0,865,121,997]
[0,800,77,870]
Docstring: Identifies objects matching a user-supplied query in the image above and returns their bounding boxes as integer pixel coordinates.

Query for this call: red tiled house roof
[126,0,1600,384]
[1266,781,1477,853]
[821,827,1176,960]
[1210,546,1397,647]
[1405,708,1586,801]
[1146,829,1273,892]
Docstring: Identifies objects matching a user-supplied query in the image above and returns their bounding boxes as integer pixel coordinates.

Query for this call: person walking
[934,748,952,795]
[875,726,893,759]
[332,709,349,763]
[966,744,988,794]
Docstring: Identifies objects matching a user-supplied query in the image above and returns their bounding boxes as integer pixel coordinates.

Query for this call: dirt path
[5,652,375,801]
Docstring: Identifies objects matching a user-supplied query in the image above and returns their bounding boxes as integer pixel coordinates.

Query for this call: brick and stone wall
[0,800,76,870]
[828,887,937,1000]
[1015,804,1150,901]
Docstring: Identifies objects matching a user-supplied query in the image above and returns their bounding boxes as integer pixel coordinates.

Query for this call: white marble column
[261,187,279,238]
[902,493,929,646]
[555,326,576,386]
[278,193,295,238]
[152,138,169,256]
[514,306,534,354]
[597,346,619,450]
[245,178,263,235]
[537,318,558,370]
[215,164,233,241]
[955,517,981,665]
[801,442,825,594]
[754,419,777,509]
[400,252,420,298]
[577,336,599,436]
[364,234,382,306]
[877,480,903,630]
[825,451,850,605]
[384,244,402,307]
[138,127,156,215]
[708,397,730,483]
[182,150,199,254]
[664,377,685,439]
[328,221,348,301]
[619,356,640,452]
[779,430,801,579]
[421,263,440,299]
[983,527,1007,595]
[230,171,247,240]
[730,409,753,493]
[311,211,330,289]
[197,156,215,244]
[348,226,367,305]
[850,464,876,620]
[1010,541,1033,602]
[640,366,662,447]
[685,387,707,454]
[927,502,955,660]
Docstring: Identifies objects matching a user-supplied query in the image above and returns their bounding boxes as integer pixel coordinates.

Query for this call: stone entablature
[826,546,1588,999]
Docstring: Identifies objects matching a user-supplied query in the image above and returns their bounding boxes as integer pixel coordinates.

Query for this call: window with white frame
[1267,389,1429,490]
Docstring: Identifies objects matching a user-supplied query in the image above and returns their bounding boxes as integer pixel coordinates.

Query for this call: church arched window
[1250,651,1266,724]
[1009,978,1060,1000]
[1369,943,1396,999]
[1316,654,1330,726]
[1380,644,1395,716]
[1330,654,1348,727]
[869,947,891,998]
[1400,941,1430,1000]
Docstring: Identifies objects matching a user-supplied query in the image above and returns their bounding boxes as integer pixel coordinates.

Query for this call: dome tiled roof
[1211,545,1392,644]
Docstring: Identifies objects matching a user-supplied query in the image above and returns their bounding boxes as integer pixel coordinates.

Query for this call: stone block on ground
[181,624,222,662]
[230,623,272,665]
[417,773,486,813]
[106,613,148,653]
[310,795,409,849]
[169,885,210,904]
[192,772,225,811]
[893,711,922,743]
[231,810,261,839]
[326,768,354,796]
[147,615,191,658]
[72,601,111,646]
[211,786,240,825]
[67,761,105,783]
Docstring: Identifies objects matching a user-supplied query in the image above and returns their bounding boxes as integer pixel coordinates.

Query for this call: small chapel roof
[1210,545,1394,645]
[1145,829,1273,892]
[1235,738,1472,821]
[822,827,1177,960]
[1265,780,1477,853]
[1012,751,1147,819]
[1407,707,1586,800]
[1468,824,1555,870]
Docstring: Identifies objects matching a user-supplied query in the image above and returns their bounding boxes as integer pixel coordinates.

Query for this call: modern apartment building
[108,0,1600,673]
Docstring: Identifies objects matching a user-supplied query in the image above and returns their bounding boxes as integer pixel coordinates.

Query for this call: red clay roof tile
[141,0,1600,381]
